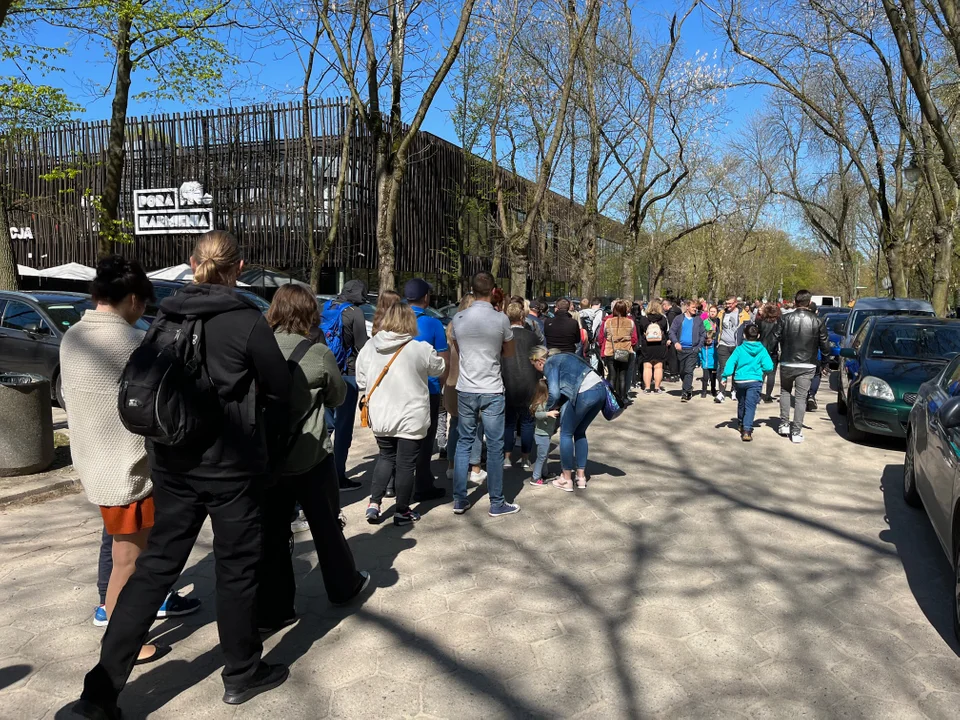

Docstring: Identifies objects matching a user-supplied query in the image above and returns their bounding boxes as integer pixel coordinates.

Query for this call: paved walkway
[2,381,960,719]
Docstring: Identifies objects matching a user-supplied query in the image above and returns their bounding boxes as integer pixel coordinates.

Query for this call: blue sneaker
[393,510,421,527]
[156,590,201,618]
[453,499,471,515]
[488,502,520,517]
[93,604,108,628]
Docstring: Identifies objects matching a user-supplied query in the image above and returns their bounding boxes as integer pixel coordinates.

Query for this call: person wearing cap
[405,278,450,501]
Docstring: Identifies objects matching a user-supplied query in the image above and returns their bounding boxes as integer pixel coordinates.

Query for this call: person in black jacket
[543,298,581,353]
[75,231,293,719]
[502,302,540,468]
[663,298,682,380]
[757,303,783,403]
[778,290,830,443]
[324,279,369,491]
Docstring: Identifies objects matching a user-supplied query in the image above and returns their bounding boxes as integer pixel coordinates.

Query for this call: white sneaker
[446,468,453,480]
[521,459,533,472]
[715,393,725,403]
[791,432,805,444]
[469,469,488,485]
[778,423,791,437]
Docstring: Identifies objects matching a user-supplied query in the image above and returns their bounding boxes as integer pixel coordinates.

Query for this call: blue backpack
[321,300,351,372]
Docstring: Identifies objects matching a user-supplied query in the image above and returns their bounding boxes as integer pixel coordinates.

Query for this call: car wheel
[837,386,847,415]
[953,540,960,645]
[903,430,922,508]
[846,395,866,442]
[54,372,65,410]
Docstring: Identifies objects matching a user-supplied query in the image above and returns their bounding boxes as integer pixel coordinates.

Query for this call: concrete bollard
[0,373,54,476]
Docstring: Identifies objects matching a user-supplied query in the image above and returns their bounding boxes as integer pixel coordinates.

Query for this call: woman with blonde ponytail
[77,231,295,718]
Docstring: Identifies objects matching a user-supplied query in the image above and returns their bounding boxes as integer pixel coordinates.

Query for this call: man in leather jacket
[778,290,831,443]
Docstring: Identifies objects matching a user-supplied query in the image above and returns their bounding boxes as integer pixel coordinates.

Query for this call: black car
[0,290,149,407]
[144,280,270,324]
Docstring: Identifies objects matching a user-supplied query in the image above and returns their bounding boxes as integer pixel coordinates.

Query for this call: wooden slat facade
[4,99,626,296]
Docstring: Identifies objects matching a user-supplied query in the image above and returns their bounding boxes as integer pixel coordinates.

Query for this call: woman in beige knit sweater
[60,256,167,664]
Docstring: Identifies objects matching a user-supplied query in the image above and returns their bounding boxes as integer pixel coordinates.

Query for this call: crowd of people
[63,228,828,718]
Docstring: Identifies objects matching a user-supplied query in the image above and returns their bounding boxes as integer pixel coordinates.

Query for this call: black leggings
[257,454,363,620]
[372,436,422,512]
[605,357,631,401]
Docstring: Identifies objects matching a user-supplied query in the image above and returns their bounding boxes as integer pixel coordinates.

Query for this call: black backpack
[118,313,220,446]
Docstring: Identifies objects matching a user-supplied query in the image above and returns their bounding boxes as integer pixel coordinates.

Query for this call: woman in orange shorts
[60,256,166,664]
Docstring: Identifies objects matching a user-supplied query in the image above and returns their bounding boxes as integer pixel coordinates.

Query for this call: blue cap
[403,278,432,301]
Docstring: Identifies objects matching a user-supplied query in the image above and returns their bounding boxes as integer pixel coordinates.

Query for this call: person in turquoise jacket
[699,333,717,399]
[720,324,773,442]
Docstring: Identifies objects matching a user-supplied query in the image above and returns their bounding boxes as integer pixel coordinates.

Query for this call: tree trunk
[0,205,19,291]
[98,14,134,257]
[509,233,528,297]
[882,229,908,297]
[620,241,637,305]
[376,169,399,292]
[931,223,954,316]
[579,237,596,300]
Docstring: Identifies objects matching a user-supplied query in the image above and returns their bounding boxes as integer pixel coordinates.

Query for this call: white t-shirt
[579,371,603,393]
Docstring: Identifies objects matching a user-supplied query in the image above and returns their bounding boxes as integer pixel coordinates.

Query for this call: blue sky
[30,3,766,149]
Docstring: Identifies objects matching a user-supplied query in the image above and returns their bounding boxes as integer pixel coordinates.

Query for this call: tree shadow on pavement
[879,463,960,656]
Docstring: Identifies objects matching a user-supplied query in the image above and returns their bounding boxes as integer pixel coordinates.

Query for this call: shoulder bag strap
[365,341,411,405]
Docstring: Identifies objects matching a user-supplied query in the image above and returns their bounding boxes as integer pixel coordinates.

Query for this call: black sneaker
[384,485,397,498]
[741,430,753,442]
[72,698,122,720]
[438,448,448,460]
[413,486,446,502]
[762,395,773,404]
[394,509,421,526]
[222,662,289,705]
[701,391,707,399]
[339,479,362,492]
[681,393,690,403]
[258,615,298,635]
[806,398,818,412]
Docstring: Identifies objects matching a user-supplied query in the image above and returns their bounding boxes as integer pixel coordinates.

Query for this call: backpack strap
[288,337,313,366]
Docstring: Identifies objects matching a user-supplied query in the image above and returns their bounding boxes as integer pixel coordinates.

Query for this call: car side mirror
[839,347,857,359]
[939,396,960,429]
[23,322,48,335]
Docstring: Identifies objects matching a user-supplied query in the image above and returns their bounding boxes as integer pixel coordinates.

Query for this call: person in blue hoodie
[720,324,774,442]
[699,332,717,399]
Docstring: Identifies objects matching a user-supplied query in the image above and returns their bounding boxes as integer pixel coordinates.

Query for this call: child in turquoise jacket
[699,333,717,399]
[720,324,773,441]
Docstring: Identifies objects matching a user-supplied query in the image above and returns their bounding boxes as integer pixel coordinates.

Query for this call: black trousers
[604,357,631,401]
[82,472,264,704]
[257,454,363,619]
[701,369,717,395]
[666,344,679,377]
[372,436,421,513]
[678,350,699,394]
[415,394,442,491]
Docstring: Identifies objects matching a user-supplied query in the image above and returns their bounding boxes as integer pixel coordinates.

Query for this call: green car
[838,316,960,441]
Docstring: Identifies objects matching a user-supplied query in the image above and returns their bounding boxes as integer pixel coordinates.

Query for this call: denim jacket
[543,352,595,410]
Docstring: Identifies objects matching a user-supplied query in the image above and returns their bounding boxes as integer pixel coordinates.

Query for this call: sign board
[133,181,214,236]
[9,227,33,240]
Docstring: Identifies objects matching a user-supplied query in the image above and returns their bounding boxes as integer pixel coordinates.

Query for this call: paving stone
[589,666,688,716]
[457,636,538,680]
[918,690,960,720]
[504,668,599,717]
[633,604,703,638]
[827,695,928,719]
[0,688,58,720]
[673,665,768,710]
[750,660,849,708]
[831,659,927,704]
[0,627,34,658]
[329,677,420,718]
[684,631,771,668]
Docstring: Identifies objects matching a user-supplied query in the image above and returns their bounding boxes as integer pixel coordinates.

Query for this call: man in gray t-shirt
[450,272,519,518]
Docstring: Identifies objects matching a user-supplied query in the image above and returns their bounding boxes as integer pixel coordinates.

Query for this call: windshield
[238,290,270,313]
[360,303,375,320]
[852,308,934,334]
[867,325,960,360]
[41,300,93,330]
[827,317,846,334]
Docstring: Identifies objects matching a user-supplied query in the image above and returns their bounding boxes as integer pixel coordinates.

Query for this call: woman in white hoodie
[356,302,445,526]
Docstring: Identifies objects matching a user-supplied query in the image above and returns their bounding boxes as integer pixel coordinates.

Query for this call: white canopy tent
[17,265,40,276]
[38,263,96,280]
[148,263,250,286]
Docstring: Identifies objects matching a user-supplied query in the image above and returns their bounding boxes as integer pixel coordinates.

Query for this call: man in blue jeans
[450,271,520,517]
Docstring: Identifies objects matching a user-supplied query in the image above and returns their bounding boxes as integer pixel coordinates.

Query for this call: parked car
[838,316,960,441]
[0,290,148,408]
[144,280,270,324]
[817,305,850,319]
[811,294,842,308]
[840,297,936,348]
[903,352,960,641]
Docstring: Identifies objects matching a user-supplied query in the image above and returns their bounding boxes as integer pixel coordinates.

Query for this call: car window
[827,316,846,334]
[2,301,44,332]
[851,322,870,351]
[41,300,94,331]
[850,308,936,334]
[868,325,960,360]
[941,357,960,395]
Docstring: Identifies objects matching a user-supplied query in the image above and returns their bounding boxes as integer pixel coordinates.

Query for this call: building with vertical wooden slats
[4,99,628,299]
